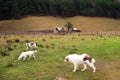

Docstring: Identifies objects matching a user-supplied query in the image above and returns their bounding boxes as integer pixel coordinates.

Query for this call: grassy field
[0,16,120,33]
[0,34,120,80]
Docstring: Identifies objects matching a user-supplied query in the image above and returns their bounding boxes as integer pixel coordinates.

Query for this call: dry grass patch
[96,61,120,80]
[0,16,120,33]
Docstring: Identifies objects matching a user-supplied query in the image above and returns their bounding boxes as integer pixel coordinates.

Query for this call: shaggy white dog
[18,50,37,61]
[26,42,38,50]
[64,54,96,72]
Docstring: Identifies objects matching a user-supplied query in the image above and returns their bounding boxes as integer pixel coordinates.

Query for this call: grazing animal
[18,50,37,61]
[26,42,38,50]
[56,27,65,33]
[64,54,96,72]
[72,27,81,32]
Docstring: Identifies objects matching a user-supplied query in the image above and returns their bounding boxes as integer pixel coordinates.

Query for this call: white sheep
[18,50,37,61]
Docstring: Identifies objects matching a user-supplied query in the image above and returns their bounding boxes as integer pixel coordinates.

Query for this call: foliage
[64,22,74,31]
[0,0,120,19]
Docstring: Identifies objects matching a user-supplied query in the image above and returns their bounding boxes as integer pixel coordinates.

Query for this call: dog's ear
[64,57,69,62]
[66,58,69,62]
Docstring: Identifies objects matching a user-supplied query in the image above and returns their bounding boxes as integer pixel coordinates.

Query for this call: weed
[50,36,53,39]
[69,47,77,54]
[14,39,20,43]
[38,44,44,48]
[42,39,46,41]
[6,62,14,67]
[46,45,50,48]
[7,46,13,51]
[6,40,13,43]
[25,40,30,42]
[0,50,9,56]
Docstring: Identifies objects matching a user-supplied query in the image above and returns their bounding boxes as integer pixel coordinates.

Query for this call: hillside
[0,16,120,33]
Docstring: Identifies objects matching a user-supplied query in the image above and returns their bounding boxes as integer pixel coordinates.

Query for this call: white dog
[64,54,96,72]
[26,42,38,50]
[18,50,37,61]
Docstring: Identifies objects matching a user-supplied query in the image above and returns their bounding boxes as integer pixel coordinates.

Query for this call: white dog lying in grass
[64,54,96,72]
[18,50,37,61]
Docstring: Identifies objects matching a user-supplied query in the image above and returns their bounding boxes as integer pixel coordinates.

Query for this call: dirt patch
[96,60,120,70]
[96,60,120,80]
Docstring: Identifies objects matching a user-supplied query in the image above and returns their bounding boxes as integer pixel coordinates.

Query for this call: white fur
[18,50,37,61]
[26,42,38,50]
[64,54,96,72]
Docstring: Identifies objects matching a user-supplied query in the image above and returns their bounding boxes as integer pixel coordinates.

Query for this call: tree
[0,0,120,19]
[10,1,21,19]
[65,22,74,31]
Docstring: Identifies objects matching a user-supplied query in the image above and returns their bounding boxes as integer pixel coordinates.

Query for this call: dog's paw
[81,68,86,71]
[93,70,96,73]
[81,69,85,72]
[73,70,76,72]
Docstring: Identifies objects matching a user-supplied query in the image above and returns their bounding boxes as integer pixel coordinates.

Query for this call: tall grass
[0,35,120,80]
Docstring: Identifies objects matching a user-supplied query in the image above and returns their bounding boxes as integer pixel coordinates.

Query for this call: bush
[14,39,20,43]
[42,39,46,41]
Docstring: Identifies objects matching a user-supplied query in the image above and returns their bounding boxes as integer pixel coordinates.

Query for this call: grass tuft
[6,62,14,67]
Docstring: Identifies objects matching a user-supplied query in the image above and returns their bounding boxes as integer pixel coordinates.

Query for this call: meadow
[0,34,120,80]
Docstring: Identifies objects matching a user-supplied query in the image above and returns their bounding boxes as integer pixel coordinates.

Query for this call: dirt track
[0,31,120,36]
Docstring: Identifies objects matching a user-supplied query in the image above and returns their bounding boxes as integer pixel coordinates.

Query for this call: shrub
[42,39,46,41]
[14,39,20,43]
[81,38,85,40]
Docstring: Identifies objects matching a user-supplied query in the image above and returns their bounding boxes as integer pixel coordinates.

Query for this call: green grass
[0,35,120,80]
